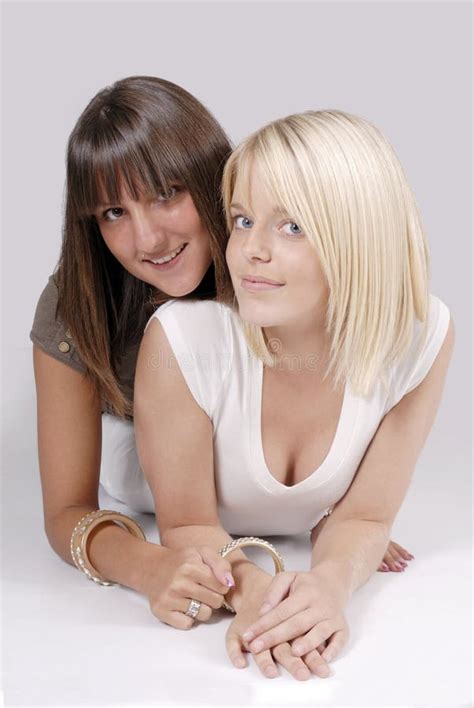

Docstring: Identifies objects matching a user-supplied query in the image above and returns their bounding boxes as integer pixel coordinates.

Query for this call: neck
[263,315,331,374]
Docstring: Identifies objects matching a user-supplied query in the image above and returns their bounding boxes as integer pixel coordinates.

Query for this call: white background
[1,1,472,706]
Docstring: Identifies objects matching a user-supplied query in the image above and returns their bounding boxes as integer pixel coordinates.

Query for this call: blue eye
[283,221,303,236]
[102,207,124,222]
[234,215,253,229]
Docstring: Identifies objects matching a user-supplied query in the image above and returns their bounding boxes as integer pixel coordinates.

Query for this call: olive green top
[29,274,139,418]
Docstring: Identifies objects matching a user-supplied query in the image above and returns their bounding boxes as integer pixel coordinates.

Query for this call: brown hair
[56,76,233,417]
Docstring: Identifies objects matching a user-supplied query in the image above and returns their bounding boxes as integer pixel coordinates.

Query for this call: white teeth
[150,244,185,265]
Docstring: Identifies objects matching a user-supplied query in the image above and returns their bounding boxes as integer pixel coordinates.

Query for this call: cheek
[99,230,129,262]
[225,235,239,270]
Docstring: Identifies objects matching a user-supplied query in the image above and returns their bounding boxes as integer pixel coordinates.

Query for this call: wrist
[226,560,272,614]
[310,560,351,607]
[129,540,171,595]
[87,520,168,593]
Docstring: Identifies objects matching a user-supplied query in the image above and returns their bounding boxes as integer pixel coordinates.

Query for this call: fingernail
[235,657,246,668]
[292,643,304,656]
[224,573,235,587]
[264,666,278,678]
[317,664,331,678]
[242,630,254,642]
[381,563,389,571]
[259,602,271,614]
[250,640,264,652]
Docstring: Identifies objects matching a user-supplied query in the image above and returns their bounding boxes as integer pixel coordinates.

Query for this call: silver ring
[184,599,201,619]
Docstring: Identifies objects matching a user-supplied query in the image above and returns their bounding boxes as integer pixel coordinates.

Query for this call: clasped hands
[226,568,349,680]
[144,544,348,680]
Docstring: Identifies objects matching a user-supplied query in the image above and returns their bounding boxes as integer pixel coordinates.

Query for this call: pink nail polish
[224,573,235,587]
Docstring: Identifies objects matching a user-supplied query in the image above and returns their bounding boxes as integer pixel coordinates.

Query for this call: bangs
[69,126,188,218]
[226,123,319,238]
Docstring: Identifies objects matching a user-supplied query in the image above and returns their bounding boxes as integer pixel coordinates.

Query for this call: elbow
[325,515,392,541]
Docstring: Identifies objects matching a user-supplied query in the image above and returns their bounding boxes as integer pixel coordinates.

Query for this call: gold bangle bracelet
[218,536,285,613]
[70,510,146,586]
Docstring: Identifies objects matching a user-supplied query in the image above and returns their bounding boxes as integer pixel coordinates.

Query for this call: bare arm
[134,318,272,612]
[309,316,455,602]
[33,345,165,592]
[240,317,455,659]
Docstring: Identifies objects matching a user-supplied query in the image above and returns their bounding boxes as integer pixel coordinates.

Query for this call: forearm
[310,517,391,606]
[47,505,165,594]
[163,524,272,612]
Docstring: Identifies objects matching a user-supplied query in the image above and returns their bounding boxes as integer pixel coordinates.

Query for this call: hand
[379,539,414,572]
[226,588,332,680]
[142,545,234,629]
[241,569,350,664]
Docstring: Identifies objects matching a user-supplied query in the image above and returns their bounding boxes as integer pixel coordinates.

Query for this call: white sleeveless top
[146,294,450,536]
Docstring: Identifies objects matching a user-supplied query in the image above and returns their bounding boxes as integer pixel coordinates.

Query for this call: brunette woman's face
[94,184,212,297]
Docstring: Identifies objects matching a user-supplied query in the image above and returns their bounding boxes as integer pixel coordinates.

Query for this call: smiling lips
[145,243,187,265]
[241,275,284,292]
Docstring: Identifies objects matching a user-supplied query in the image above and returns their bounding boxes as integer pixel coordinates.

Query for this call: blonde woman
[134,110,454,680]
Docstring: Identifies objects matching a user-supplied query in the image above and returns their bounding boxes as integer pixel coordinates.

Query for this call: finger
[199,546,235,588]
[302,648,331,678]
[176,597,214,622]
[182,563,230,595]
[243,594,307,644]
[383,548,406,572]
[166,611,195,630]
[389,540,414,560]
[257,572,296,615]
[272,643,311,681]
[182,581,227,610]
[248,608,316,653]
[226,632,248,669]
[291,620,333,657]
[321,627,350,663]
[387,544,408,566]
[252,648,279,679]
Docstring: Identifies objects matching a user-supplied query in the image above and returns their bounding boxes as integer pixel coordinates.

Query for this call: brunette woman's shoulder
[30,273,86,374]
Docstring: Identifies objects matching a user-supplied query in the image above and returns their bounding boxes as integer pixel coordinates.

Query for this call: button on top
[58,341,71,353]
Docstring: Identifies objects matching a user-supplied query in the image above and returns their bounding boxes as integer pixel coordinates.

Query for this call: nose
[241,224,271,263]
[132,208,166,255]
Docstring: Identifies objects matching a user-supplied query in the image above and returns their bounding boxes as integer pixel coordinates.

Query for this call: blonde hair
[222,110,430,398]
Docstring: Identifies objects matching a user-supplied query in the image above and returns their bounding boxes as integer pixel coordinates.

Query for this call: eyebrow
[230,201,288,216]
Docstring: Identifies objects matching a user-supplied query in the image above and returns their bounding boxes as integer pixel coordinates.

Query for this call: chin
[236,301,280,328]
[160,272,206,298]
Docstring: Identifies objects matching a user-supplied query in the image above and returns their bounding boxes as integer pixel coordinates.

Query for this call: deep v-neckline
[249,357,360,493]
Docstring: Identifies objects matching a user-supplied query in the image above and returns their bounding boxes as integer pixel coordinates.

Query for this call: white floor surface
[2,355,472,708]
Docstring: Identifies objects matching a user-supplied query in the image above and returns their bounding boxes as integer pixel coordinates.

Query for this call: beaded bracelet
[70,509,146,586]
[218,536,285,612]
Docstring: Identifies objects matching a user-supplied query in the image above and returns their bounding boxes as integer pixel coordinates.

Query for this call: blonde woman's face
[226,163,329,330]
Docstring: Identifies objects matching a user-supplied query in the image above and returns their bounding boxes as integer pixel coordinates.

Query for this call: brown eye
[157,186,179,201]
[103,207,124,222]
